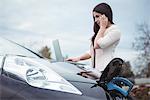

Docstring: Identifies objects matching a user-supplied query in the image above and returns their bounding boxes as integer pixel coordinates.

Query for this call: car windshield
[0,37,39,58]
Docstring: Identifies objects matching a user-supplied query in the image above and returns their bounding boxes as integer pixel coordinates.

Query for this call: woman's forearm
[94,28,106,49]
[78,53,91,61]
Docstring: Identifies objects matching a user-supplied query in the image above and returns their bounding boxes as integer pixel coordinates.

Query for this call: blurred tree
[132,22,150,75]
[141,62,150,77]
[147,63,150,77]
[121,61,134,78]
[39,46,51,59]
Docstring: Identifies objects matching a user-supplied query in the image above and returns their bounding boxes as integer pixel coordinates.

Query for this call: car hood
[38,60,97,84]
[53,62,97,83]
[30,60,107,99]
[1,56,107,99]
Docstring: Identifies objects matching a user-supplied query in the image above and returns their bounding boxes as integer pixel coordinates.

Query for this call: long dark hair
[91,3,114,45]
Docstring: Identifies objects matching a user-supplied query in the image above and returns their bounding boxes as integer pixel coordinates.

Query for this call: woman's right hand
[99,14,108,29]
[66,57,80,62]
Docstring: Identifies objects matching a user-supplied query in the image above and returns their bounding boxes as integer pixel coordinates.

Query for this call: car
[0,37,133,100]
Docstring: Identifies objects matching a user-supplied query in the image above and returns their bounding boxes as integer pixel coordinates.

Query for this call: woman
[67,3,121,79]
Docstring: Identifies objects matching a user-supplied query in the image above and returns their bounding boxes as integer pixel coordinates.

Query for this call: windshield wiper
[0,55,7,75]
[5,54,36,58]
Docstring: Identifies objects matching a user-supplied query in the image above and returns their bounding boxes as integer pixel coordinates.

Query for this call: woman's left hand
[78,71,100,80]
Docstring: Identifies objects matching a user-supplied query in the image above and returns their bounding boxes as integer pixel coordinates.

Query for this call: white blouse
[88,25,121,72]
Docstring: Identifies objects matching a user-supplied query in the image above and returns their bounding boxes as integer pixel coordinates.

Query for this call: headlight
[26,68,47,82]
[4,56,82,95]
